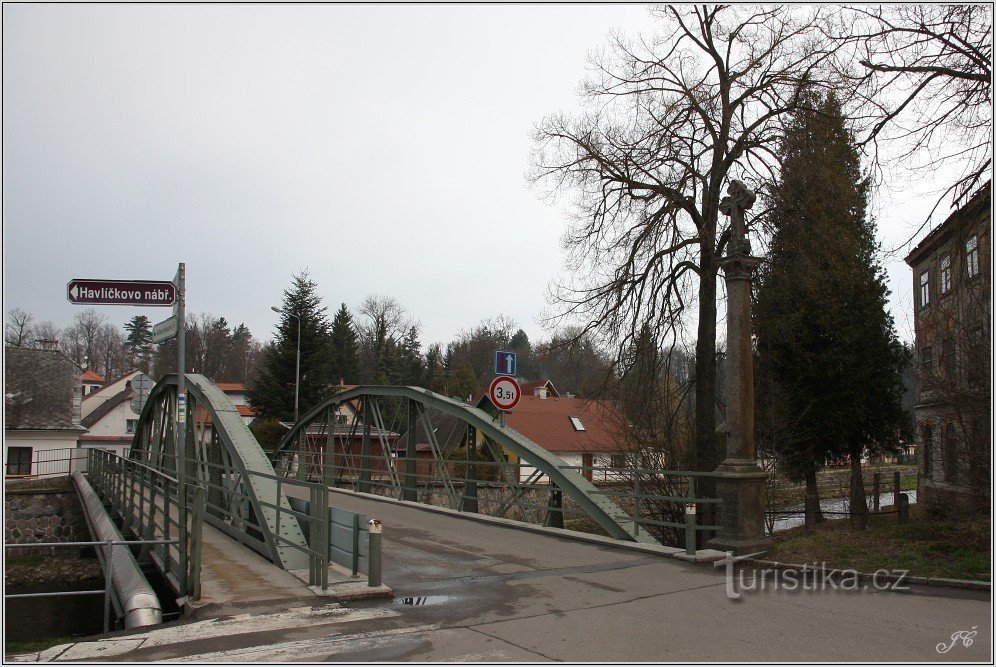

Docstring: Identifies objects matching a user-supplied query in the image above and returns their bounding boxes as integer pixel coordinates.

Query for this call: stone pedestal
[708,460,772,554]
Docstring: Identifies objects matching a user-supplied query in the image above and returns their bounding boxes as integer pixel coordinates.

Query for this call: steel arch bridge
[128,378,661,574]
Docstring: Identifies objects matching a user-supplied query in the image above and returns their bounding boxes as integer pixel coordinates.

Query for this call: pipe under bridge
[128,377,663,577]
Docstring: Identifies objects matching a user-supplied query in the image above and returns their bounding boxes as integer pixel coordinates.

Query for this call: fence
[5,539,178,633]
[276,447,722,555]
[4,447,88,479]
[86,449,205,599]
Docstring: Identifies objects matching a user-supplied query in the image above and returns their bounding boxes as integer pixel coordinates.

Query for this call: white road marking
[175,624,441,662]
[20,605,401,662]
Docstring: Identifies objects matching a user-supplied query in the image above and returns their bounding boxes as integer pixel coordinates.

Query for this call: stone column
[708,179,772,555]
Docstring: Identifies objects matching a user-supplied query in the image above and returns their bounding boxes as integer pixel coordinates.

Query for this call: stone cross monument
[709,179,772,555]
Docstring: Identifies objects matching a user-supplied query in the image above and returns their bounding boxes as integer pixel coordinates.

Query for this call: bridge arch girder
[277,385,658,545]
[130,373,309,569]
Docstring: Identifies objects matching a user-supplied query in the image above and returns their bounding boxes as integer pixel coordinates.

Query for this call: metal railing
[86,449,205,599]
[4,447,88,479]
[5,539,177,633]
[276,448,722,554]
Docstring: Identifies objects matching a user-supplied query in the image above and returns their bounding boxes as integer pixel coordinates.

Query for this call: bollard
[897,493,910,524]
[684,504,696,556]
[367,519,382,587]
[873,472,881,513]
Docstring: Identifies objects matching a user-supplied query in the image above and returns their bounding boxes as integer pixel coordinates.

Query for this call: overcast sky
[3,4,949,350]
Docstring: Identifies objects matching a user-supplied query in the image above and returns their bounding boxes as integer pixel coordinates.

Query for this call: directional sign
[151,316,179,344]
[129,373,155,414]
[67,279,176,307]
[489,376,521,411]
[494,350,517,377]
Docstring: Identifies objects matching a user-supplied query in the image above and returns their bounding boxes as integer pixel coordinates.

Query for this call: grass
[767,504,991,581]
[5,637,75,655]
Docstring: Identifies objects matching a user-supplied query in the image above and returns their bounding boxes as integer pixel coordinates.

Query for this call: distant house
[78,370,145,456]
[81,369,104,397]
[4,347,87,476]
[476,380,630,482]
[905,182,991,510]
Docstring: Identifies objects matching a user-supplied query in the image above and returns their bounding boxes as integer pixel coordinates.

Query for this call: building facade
[905,183,991,510]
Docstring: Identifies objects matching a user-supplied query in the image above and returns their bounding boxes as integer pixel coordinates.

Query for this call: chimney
[535,386,548,399]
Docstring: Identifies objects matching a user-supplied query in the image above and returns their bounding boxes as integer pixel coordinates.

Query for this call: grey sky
[3,4,947,350]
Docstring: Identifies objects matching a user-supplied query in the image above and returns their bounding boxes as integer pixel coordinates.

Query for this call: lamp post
[271,306,301,426]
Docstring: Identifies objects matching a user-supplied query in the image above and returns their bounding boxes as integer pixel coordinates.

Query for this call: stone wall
[5,476,90,551]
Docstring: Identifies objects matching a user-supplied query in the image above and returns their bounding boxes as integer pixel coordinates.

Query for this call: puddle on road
[394,595,454,606]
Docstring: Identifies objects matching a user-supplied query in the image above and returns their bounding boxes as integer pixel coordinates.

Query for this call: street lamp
[271,306,301,427]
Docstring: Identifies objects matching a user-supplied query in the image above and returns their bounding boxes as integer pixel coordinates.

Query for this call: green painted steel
[130,374,310,570]
[276,385,660,545]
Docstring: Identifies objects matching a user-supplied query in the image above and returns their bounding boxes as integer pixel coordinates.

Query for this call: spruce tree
[754,92,910,527]
[248,272,334,421]
[328,304,360,384]
[124,315,153,372]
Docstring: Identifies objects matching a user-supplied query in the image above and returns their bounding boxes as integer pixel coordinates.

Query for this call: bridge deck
[193,522,318,609]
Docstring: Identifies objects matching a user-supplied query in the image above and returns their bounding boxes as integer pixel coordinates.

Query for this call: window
[6,447,32,476]
[940,255,951,293]
[966,235,979,278]
[922,426,933,477]
[611,454,626,469]
[581,452,593,481]
[126,419,138,434]
[569,416,586,431]
[941,338,956,378]
[920,346,933,377]
[919,270,930,306]
[944,424,959,484]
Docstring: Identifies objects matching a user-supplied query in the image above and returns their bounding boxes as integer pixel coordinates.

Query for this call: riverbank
[766,504,991,581]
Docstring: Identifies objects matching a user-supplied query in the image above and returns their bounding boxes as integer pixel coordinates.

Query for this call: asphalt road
[16,490,991,662]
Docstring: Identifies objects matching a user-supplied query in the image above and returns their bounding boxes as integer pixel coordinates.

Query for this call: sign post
[174,263,188,592]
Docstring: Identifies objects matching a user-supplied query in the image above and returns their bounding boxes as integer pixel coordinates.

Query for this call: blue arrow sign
[494,350,516,377]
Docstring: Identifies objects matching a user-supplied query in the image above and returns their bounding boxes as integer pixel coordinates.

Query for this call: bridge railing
[87,449,206,599]
[274,447,722,554]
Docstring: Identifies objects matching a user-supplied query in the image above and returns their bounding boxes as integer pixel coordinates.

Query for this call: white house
[4,347,87,476]
[78,370,145,456]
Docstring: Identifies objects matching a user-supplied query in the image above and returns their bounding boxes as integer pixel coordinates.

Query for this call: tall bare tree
[843,5,991,220]
[532,5,839,474]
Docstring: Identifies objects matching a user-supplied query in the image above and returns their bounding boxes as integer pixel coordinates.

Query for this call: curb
[325,486,727,564]
[745,558,991,592]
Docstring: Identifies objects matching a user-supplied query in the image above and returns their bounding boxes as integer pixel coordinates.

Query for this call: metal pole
[175,262,188,591]
[103,539,113,633]
[367,519,382,587]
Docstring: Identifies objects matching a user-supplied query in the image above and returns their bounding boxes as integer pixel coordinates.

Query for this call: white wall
[4,431,82,476]
[86,400,141,438]
[81,370,140,419]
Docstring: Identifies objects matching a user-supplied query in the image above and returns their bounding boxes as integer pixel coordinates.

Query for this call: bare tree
[532,5,839,475]
[4,308,35,347]
[62,308,108,370]
[357,295,415,382]
[843,5,991,220]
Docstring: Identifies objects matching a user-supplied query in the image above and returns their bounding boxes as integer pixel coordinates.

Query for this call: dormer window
[569,416,585,431]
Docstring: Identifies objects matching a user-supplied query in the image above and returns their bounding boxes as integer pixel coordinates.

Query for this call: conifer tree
[328,304,360,384]
[124,315,153,373]
[755,92,910,527]
[248,272,334,421]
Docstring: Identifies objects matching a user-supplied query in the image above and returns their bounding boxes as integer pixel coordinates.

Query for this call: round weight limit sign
[489,376,521,411]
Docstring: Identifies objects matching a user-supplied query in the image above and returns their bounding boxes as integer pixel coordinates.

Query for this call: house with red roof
[475,380,631,482]
[81,369,104,397]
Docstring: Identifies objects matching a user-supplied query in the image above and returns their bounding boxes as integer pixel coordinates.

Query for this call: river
[770,490,918,532]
